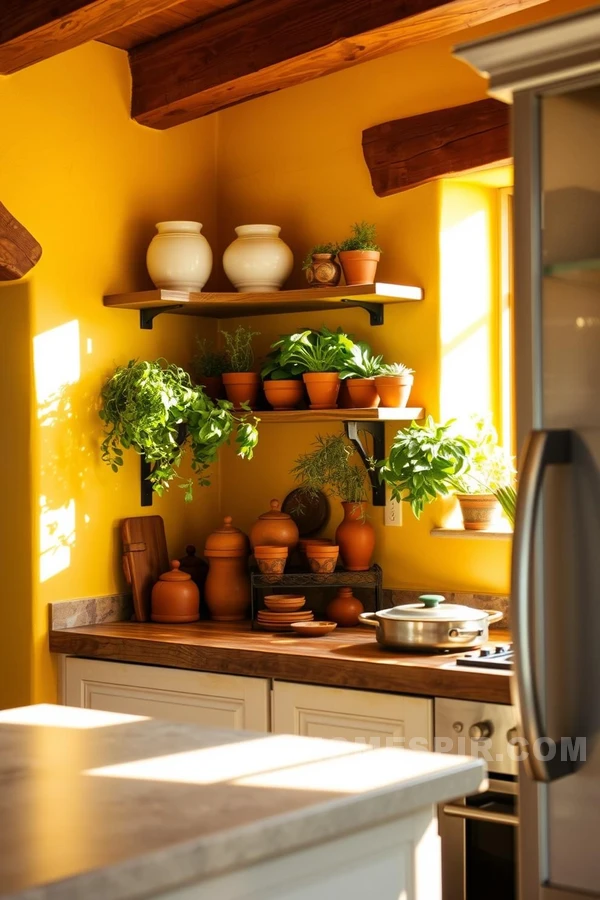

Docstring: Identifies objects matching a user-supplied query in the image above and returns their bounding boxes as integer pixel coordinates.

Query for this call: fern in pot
[292,433,375,571]
[192,337,228,401]
[272,326,354,409]
[375,362,415,408]
[338,221,382,285]
[221,326,260,409]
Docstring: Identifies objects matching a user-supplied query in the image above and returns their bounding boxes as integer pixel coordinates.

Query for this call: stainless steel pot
[358,594,503,650]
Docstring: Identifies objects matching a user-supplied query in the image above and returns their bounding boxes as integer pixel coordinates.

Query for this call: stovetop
[456,643,513,671]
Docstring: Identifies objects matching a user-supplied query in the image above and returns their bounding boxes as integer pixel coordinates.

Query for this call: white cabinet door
[64,658,270,731]
[273,681,432,750]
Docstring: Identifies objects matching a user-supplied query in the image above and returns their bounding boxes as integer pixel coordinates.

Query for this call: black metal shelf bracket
[340,299,384,326]
[140,305,184,330]
[344,420,386,506]
[141,457,154,507]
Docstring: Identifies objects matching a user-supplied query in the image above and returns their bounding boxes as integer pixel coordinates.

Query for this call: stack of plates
[257,609,314,632]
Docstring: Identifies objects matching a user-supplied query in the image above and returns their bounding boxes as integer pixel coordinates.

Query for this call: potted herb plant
[273,326,354,409]
[339,343,385,409]
[292,433,374,571]
[453,417,515,530]
[99,359,259,501]
[338,221,381,285]
[302,242,341,288]
[375,362,415,408]
[260,346,306,410]
[192,337,228,401]
[221,325,260,409]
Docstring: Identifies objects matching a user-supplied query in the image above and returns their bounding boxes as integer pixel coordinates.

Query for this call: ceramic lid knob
[158,560,192,582]
[259,499,290,520]
[204,516,249,555]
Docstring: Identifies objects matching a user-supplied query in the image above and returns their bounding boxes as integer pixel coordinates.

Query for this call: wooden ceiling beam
[0,0,185,74]
[362,99,511,197]
[130,0,549,129]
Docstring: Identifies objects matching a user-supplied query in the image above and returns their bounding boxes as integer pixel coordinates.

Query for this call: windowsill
[430,527,513,540]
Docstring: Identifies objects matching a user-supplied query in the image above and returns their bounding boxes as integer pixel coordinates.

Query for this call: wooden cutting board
[121,515,170,622]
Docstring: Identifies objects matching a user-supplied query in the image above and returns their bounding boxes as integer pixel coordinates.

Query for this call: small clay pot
[326,586,364,627]
[250,499,299,551]
[254,545,288,577]
[264,379,305,410]
[347,378,380,409]
[335,502,375,571]
[197,375,224,402]
[305,253,342,288]
[298,537,332,558]
[337,379,353,409]
[306,544,339,574]
[151,560,200,623]
[303,372,340,409]
[456,494,502,531]
[338,250,380,285]
[374,374,414,408]
[223,372,260,409]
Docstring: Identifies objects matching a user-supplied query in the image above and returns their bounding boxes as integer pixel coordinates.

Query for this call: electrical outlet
[384,490,402,527]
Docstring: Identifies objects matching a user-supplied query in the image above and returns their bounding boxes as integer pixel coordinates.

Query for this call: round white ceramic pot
[146,221,213,291]
[222,224,293,292]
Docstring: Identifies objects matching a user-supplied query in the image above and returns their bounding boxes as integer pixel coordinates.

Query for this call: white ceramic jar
[146,221,213,291]
[222,224,293,292]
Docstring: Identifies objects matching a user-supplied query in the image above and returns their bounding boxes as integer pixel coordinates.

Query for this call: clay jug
[335,502,375,571]
[250,499,299,550]
[204,517,250,621]
[326,587,364,627]
[151,560,200,623]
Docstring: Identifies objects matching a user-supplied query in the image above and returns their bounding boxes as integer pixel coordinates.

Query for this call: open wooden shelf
[103,282,424,329]
[255,407,424,423]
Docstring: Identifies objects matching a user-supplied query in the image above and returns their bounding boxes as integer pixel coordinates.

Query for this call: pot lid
[258,499,292,521]
[204,516,249,553]
[377,594,490,622]
[158,560,191,582]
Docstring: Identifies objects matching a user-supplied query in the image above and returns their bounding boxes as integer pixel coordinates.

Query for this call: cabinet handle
[442,803,518,827]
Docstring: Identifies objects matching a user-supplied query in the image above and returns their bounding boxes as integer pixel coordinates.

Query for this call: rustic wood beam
[0,202,42,281]
[130,0,549,129]
[0,0,185,74]
[362,99,511,197]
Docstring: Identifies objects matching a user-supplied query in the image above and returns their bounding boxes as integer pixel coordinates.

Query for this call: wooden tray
[121,515,169,622]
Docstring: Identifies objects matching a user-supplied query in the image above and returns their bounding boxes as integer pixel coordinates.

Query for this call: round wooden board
[282,488,329,536]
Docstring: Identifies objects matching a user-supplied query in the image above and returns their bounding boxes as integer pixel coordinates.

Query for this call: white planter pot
[223,224,293,292]
[146,221,213,291]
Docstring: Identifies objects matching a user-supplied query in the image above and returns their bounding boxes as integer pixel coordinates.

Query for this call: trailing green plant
[192,337,229,378]
[377,417,472,518]
[302,242,340,270]
[454,416,515,496]
[221,326,260,373]
[271,326,354,374]
[339,342,385,379]
[380,362,415,376]
[99,359,259,501]
[292,433,368,504]
[339,221,382,253]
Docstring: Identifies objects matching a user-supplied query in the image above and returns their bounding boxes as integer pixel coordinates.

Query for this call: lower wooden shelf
[255,407,424,423]
[430,527,513,540]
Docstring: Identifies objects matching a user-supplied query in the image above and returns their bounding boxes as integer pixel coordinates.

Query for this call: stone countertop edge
[4,756,485,900]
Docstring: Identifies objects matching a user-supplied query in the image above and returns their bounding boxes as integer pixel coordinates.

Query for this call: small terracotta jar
[151,561,200,623]
[204,516,251,621]
[335,501,375,571]
[326,587,364,627]
[250,499,299,551]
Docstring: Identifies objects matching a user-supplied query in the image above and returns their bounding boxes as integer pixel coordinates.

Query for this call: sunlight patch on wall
[34,320,81,407]
[39,497,76,583]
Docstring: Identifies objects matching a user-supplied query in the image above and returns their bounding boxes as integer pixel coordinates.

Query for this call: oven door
[439,778,518,900]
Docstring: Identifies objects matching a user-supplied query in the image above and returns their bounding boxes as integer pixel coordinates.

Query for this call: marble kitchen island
[0,704,485,900]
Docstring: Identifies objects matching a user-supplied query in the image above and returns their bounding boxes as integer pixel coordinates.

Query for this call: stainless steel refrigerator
[456,8,600,899]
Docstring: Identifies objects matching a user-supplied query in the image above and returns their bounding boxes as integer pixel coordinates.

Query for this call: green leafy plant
[192,337,229,378]
[271,327,354,374]
[221,326,260,373]
[495,484,517,527]
[339,221,382,253]
[292,433,368,504]
[380,362,415,376]
[454,416,515,496]
[302,242,340,270]
[339,342,385,379]
[260,348,305,381]
[377,417,472,518]
[99,359,259,501]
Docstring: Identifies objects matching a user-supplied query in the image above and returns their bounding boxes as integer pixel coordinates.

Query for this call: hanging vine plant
[99,359,259,501]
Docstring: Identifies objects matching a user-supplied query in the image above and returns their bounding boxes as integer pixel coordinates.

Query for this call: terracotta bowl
[264,594,306,612]
[290,621,338,636]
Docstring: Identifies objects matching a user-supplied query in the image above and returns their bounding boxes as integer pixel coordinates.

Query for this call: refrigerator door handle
[512,428,572,783]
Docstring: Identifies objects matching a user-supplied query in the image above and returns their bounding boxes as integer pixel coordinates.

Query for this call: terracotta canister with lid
[204,516,250,621]
[250,499,299,551]
[151,561,200,623]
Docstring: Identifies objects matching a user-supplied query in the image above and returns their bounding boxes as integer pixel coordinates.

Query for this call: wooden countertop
[0,704,485,900]
[50,622,512,705]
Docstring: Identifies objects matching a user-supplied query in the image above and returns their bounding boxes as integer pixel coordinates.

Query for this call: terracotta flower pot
[223,372,260,409]
[374,374,414,408]
[303,372,340,409]
[335,501,375,571]
[338,250,380,286]
[456,494,502,531]
[305,253,342,288]
[197,375,224,402]
[306,544,339,574]
[264,379,305,410]
[326,586,364,627]
[347,378,380,409]
[298,538,332,557]
[337,379,353,409]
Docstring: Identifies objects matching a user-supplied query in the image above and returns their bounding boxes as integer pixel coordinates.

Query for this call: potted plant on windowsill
[453,417,515,531]
[338,221,382,285]
[99,359,259,501]
[339,343,385,409]
[272,327,354,409]
[221,325,260,409]
[302,242,341,288]
[260,347,306,410]
[292,433,374,571]
[192,337,228,401]
[374,362,415,408]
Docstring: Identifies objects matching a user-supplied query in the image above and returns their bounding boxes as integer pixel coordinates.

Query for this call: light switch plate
[384,491,402,527]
